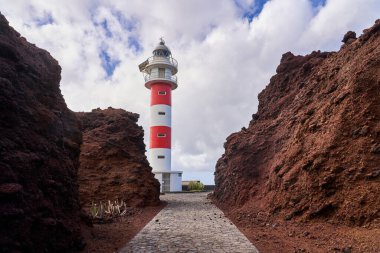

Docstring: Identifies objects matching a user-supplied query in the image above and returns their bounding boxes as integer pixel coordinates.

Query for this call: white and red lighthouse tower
[139,39,182,192]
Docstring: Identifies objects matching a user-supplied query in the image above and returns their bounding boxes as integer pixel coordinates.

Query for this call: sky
[1,0,379,184]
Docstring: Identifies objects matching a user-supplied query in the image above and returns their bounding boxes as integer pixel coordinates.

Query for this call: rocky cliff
[77,108,160,207]
[214,20,380,226]
[0,13,85,252]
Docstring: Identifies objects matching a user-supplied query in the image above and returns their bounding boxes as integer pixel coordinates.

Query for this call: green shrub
[188,181,204,191]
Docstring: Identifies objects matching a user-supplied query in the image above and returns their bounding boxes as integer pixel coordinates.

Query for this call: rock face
[0,13,84,252]
[214,20,380,226]
[77,108,160,207]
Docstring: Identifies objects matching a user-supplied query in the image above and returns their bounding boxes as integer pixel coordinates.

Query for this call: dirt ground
[218,204,380,253]
[242,221,380,253]
[82,202,166,253]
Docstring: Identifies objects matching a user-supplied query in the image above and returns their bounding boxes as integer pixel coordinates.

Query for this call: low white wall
[170,172,182,192]
[154,172,182,192]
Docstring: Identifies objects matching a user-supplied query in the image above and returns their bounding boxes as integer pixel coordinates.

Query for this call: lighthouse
[138,39,182,192]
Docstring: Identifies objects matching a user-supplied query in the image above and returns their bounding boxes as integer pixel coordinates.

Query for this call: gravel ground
[120,192,259,253]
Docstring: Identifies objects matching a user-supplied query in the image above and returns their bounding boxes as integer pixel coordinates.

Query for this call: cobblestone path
[120,192,259,253]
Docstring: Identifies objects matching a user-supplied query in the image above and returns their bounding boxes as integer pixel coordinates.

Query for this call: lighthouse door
[162,173,170,192]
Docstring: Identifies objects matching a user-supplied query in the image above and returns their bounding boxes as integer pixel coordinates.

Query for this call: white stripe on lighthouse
[149,148,171,172]
[150,104,172,127]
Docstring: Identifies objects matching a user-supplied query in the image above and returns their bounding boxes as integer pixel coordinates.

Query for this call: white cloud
[1,0,379,184]
[298,0,380,52]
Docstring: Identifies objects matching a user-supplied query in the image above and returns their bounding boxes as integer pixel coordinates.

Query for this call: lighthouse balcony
[144,73,178,90]
[145,56,178,74]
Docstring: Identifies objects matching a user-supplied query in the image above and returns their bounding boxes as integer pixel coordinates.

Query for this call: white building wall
[149,148,171,172]
[170,173,182,192]
[153,172,182,192]
[150,104,171,127]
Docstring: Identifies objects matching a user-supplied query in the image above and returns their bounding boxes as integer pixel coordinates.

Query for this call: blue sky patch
[91,8,142,54]
[113,10,138,32]
[236,0,327,22]
[99,49,120,77]
[34,11,54,26]
[234,0,268,23]
[112,11,143,53]
[310,0,327,8]
[100,20,113,38]
[128,36,142,54]
[92,17,113,38]
[247,0,267,22]
[90,7,113,38]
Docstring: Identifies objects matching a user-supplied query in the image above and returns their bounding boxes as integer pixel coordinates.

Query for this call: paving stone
[120,192,259,253]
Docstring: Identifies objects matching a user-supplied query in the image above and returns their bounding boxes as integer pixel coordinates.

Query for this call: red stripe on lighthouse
[150,126,171,148]
[151,83,172,106]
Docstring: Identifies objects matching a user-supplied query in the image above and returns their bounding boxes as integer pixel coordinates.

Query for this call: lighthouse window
[158,91,166,95]
[157,133,166,138]
[158,112,166,115]
[157,155,165,159]
[158,68,165,78]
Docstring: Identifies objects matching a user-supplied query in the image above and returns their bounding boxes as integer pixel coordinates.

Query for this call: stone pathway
[120,192,259,253]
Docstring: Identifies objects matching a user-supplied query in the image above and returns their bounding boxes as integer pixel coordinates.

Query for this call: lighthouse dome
[153,39,171,57]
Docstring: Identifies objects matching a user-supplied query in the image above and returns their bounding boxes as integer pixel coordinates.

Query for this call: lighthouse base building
[139,39,182,193]
[153,172,182,192]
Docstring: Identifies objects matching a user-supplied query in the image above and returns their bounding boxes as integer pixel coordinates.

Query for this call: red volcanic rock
[0,13,85,253]
[0,183,23,195]
[214,20,380,226]
[342,31,356,44]
[77,108,160,208]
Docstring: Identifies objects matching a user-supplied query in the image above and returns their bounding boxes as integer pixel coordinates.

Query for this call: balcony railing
[146,56,178,69]
[144,73,177,84]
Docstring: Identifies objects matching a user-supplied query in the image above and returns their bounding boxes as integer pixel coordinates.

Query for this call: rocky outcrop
[77,108,160,207]
[214,20,380,226]
[0,13,85,252]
